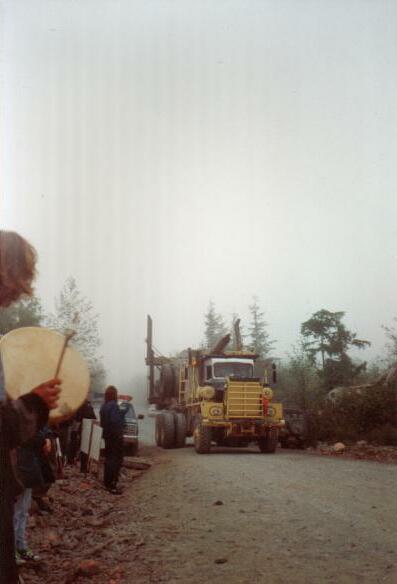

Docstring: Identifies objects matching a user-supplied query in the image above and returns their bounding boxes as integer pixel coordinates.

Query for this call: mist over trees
[203,297,274,356]
[383,318,397,363]
[203,301,228,349]
[46,276,106,394]
[247,296,274,358]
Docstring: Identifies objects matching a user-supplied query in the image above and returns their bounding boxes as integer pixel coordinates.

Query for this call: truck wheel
[174,413,187,448]
[160,365,177,400]
[162,411,176,449]
[155,414,164,447]
[194,418,212,454]
[258,429,278,454]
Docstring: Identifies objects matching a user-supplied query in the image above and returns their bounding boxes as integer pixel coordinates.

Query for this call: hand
[42,438,52,455]
[32,379,61,410]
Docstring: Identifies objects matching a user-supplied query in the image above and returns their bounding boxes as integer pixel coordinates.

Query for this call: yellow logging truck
[146,315,284,454]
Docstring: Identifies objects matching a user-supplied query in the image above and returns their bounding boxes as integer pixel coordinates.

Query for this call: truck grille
[226,381,263,419]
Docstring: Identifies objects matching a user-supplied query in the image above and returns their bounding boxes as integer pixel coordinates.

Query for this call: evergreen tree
[46,277,106,391]
[247,296,273,357]
[383,318,397,362]
[230,313,241,351]
[276,343,321,410]
[0,296,43,335]
[204,301,227,350]
[301,309,370,389]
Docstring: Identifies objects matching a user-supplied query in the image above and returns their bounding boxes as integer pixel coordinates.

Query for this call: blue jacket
[100,401,124,440]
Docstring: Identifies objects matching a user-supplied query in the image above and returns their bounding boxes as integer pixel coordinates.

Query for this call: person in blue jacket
[100,386,125,494]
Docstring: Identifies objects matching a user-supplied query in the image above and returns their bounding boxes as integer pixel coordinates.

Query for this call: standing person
[32,428,56,513]
[0,230,61,584]
[100,386,124,494]
[14,428,52,563]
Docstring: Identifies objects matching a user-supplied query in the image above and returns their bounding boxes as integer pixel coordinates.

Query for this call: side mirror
[138,414,144,420]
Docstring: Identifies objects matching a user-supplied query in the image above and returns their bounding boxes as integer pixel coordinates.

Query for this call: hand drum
[0,327,90,423]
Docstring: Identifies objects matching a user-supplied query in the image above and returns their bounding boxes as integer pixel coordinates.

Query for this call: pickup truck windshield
[213,362,253,379]
[119,402,137,421]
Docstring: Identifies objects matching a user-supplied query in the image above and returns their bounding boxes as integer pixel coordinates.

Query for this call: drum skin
[0,327,90,423]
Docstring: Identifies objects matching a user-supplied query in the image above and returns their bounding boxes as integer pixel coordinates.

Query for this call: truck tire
[193,418,212,454]
[160,365,177,400]
[155,414,164,447]
[162,411,176,449]
[174,412,187,448]
[258,429,278,454]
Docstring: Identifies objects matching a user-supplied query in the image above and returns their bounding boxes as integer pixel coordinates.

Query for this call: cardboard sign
[90,424,103,462]
[81,418,95,454]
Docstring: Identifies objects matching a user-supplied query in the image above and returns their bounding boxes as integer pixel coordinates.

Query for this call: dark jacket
[0,392,49,584]
[16,426,53,489]
[75,400,96,423]
[100,400,124,440]
[0,394,48,497]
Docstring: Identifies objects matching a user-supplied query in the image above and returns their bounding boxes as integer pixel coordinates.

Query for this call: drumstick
[54,330,76,378]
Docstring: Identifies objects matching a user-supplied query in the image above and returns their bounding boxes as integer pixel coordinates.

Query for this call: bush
[312,382,397,444]
[365,425,397,446]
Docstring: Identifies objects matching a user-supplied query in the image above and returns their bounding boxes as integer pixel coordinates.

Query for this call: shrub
[311,382,396,444]
[365,425,397,446]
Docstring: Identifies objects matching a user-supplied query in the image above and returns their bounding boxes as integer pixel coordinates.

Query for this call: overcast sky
[2,0,397,394]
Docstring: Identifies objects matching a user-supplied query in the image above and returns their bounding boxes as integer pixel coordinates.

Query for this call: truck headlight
[209,406,223,417]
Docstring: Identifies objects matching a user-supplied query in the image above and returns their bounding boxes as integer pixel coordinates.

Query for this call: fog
[2,0,397,397]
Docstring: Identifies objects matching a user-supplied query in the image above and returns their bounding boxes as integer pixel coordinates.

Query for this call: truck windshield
[213,362,253,379]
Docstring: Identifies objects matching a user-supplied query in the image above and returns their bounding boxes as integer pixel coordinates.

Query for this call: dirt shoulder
[305,442,397,464]
[20,451,156,584]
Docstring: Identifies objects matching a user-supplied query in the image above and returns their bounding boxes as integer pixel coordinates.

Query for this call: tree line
[203,297,274,357]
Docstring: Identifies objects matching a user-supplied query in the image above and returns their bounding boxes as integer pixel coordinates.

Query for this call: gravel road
[124,431,397,584]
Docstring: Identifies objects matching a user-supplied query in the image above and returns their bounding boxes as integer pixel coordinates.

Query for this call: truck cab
[203,357,254,383]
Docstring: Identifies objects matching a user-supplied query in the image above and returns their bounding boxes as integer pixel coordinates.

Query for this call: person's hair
[0,230,37,307]
[104,385,118,402]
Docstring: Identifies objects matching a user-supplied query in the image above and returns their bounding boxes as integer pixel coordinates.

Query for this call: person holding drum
[0,230,61,584]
